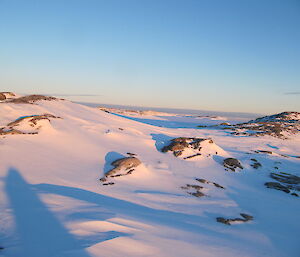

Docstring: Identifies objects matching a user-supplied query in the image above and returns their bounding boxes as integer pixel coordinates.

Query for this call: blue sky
[0,0,299,114]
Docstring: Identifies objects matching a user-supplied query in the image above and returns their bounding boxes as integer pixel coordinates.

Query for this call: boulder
[0,93,6,101]
[223,158,243,171]
[161,137,213,158]
[105,157,141,177]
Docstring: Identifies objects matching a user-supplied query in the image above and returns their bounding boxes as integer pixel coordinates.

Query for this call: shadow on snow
[4,168,128,257]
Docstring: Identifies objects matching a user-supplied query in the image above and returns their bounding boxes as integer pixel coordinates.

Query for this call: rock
[126,152,136,156]
[227,112,300,139]
[8,95,58,104]
[186,184,203,190]
[104,157,141,178]
[189,191,205,197]
[216,213,254,225]
[251,162,262,169]
[161,137,214,158]
[265,182,290,193]
[102,182,115,186]
[223,158,243,171]
[0,128,25,135]
[240,213,254,221]
[270,172,300,185]
[213,182,225,189]
[250,159,262,169]
[195,178,225,189]
[266,172,300,195]
[265,172,300,196]
[7,114,59,127]
[0,93,6,100]
[216,217,231,225]
[173,150,183,157]
[162,140,189,153]
[255,150,273,154]
[195,178,207,184]
[182,183,206,197]
[183,153,201,159]
[99,156,141,185]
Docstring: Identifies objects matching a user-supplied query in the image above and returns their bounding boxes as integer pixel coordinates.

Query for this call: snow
[0,99,299,257]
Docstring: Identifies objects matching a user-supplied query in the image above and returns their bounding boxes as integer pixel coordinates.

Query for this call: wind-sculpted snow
[0,97,299,257]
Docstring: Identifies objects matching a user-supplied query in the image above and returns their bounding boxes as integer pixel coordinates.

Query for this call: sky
[0,0,299,114]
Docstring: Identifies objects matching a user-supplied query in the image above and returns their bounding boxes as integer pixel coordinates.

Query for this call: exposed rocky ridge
[8,94,58,104]
[220,112,300,139]
[250,112,300,123]
[0,114,60,136]
[265,172,300,196]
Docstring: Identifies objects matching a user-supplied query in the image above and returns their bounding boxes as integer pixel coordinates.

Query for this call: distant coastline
[77,101,262,120]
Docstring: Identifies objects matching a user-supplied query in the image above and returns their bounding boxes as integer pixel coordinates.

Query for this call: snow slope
[0,99,299,257]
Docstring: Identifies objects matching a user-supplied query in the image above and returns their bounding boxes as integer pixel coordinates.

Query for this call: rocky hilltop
[220,112,300,138]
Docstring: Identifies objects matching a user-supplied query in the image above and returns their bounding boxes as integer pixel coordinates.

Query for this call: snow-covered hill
[0,95,299,257]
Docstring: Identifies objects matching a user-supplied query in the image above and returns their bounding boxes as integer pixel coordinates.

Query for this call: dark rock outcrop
[222,112,300,139]
[182,178,225,198]
[106,157,141,177]
[181,184,206,198]
[250,158,262,169]
[0,93,6,100]
[195,178,225,189]
[265,182,290,193]
[270,172,300,186]
[216,213,253,225]
[223,158,243,171]
[100,156,142,185]
[8,95,58,104]
[255,150,272,154]
[265,172,300,196]
[161,137,213,158]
